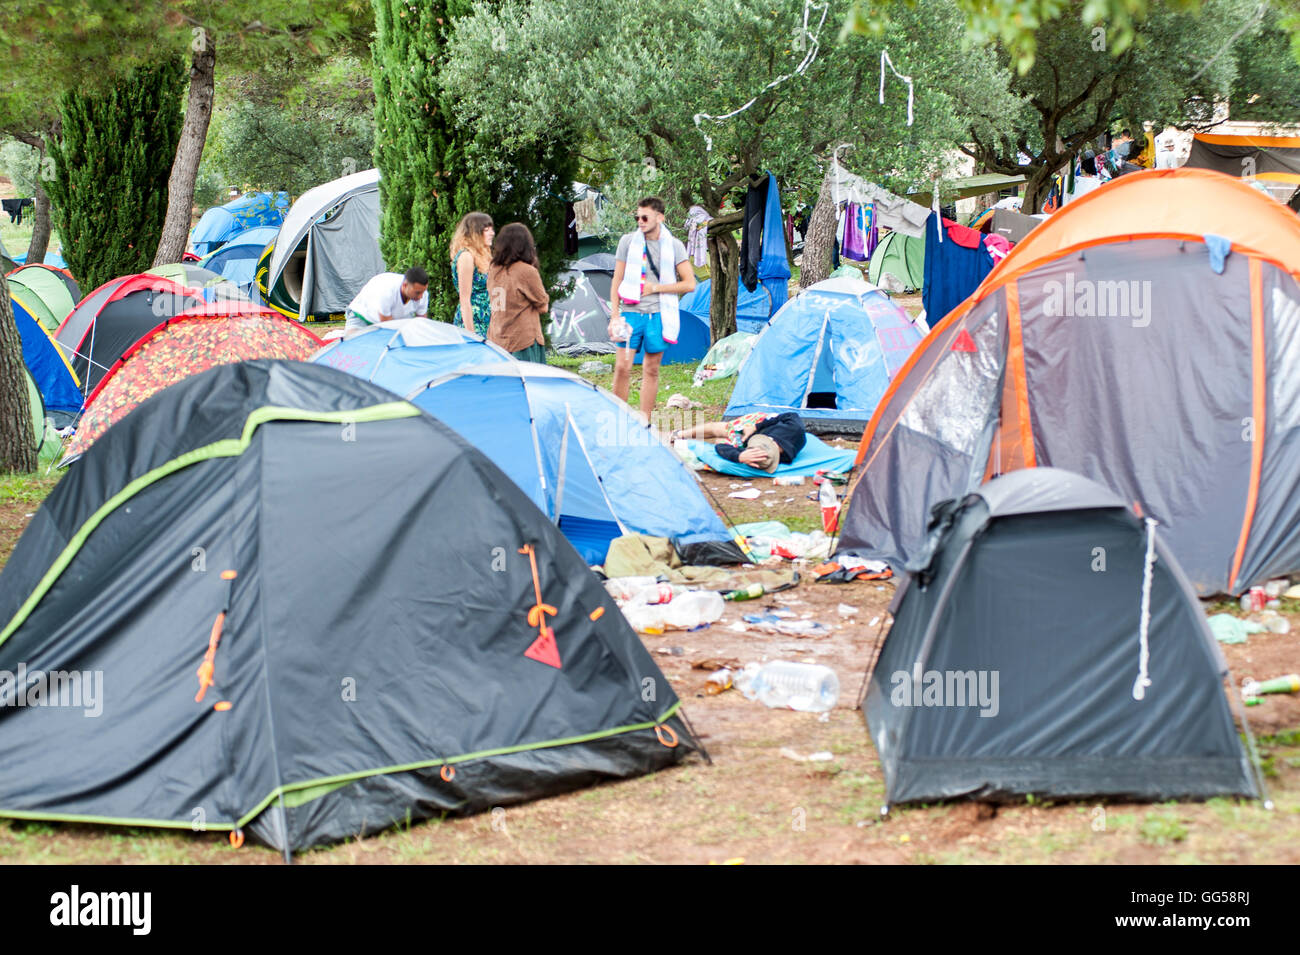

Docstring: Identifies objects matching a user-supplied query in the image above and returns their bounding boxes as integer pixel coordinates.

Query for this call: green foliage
[373,0,458,312]
[0,140,41,196]
[45,58,186,292]
[845,0,1208,73]
[373,0,578,320]
[201,59,376,196]
[965,0,1264,209]
[446,0,1018,220]
[1228,8,1300,124]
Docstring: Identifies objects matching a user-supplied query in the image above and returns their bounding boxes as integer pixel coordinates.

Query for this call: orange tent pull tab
[655,724,679,748]
[229,829,244,848]
[440,765,456,782]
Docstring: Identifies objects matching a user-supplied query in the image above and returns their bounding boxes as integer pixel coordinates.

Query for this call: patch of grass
[0,472,59,507]
[1138,810,1188,846]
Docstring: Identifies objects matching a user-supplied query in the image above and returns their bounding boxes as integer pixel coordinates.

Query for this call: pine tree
[372,0,577,320]
[45,58,186,292]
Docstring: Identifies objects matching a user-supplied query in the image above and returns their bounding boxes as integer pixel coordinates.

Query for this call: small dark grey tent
[551,254,617,356]
[862,467,1261,807]
[0,359,699,856]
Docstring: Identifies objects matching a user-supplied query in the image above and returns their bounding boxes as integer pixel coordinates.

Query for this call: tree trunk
[706,227,740,342]
[1022,166,1054,214]
[800,161,838,289]
[0,274,36,473]
[26,178,51,266]
[153,38,216,266]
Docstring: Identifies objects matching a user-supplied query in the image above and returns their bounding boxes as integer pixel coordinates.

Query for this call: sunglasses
[636,214,655,223]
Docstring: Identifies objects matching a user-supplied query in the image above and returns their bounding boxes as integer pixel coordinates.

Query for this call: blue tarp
[687,434,856,478]
[198,226,279,291]
[12,306,81,416]
[757,171,790,317]
[725,276,923,430]
[190,192,289,256]
[11,250,69,269]
[408,365,733,564]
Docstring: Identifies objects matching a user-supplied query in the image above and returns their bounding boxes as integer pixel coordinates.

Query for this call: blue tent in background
[407,362,737,565]
[681,279,772,336]
[312,318,509,394]
[634,303,711,366]
[757,171,791,316]
[725,276,924,435]
[12,250,69,269]
[190,192,290,256]
[12,306,81,419]
[198,225,279,293]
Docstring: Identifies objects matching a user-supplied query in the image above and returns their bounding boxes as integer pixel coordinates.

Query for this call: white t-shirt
[346,273,428,329]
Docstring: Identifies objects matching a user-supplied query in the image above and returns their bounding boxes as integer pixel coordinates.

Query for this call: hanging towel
[842,201,867,261]
[617,227,682,343]
[685,205,712,267]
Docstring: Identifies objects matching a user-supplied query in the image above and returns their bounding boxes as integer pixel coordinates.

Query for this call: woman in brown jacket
[487,223,548,364]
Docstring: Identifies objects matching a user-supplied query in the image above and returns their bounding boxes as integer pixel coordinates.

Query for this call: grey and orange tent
[62,302,324,462]
[0,360,700,856]
[837,168,1300,595]
[1184,133,1300,195]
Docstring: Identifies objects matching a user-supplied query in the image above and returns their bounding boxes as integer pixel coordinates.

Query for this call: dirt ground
[1,446,1297,864]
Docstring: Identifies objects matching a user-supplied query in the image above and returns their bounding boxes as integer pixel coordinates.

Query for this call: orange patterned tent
[64,303,323,462]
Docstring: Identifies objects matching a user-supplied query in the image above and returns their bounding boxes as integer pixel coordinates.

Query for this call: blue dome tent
[311,319,510,395]
[408,362,739,565]
[725,276,924,434]
[190,191,290,256]
[197,225,279,293]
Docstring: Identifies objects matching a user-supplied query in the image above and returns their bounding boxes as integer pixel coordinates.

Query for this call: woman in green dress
[450,212,495,337]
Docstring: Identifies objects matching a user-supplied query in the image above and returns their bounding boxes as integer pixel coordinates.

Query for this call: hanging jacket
[740,177,768,292]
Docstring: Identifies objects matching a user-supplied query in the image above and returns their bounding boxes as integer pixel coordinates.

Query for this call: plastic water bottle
[663,591,725,630]
[634,583,678,605]
[742,661,840,713]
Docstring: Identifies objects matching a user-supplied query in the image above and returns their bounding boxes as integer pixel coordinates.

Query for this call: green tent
[7,264,79,331]
[868,230,925,292]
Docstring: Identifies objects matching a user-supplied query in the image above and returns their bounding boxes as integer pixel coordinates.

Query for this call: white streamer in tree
[1132,517,1158,701]
[693,0,830,151]
[879,50,913,126]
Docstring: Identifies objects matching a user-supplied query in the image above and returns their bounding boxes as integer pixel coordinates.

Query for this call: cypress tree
[46,58,186,292]
[372,0,578,321]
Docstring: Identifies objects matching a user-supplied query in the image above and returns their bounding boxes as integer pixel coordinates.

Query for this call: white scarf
[617,226,680,343]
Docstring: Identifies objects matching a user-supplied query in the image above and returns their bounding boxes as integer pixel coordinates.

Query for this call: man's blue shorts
[616,311,666,355]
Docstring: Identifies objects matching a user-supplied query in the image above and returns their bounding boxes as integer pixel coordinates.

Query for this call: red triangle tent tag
[524,627,562,669]
[951,329,977,352]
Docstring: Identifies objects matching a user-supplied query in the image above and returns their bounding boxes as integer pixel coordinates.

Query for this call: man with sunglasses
[609,197,696,420]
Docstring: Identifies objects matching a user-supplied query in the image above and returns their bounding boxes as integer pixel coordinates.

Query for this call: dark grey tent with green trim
[0,359,699,854]
[862,467,1260,808]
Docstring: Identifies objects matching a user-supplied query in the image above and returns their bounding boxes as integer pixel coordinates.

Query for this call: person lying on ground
[672,411,807,473]
[345,267,430,331]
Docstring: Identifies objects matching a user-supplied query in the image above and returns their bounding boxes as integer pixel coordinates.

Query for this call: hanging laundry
[685,205,712,267]
[863,203,879,261]
[740,177,768,292]
[564,201,580,256]
[922,212,997,324]
[984,233,1012,263]
[841,201,868,261]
